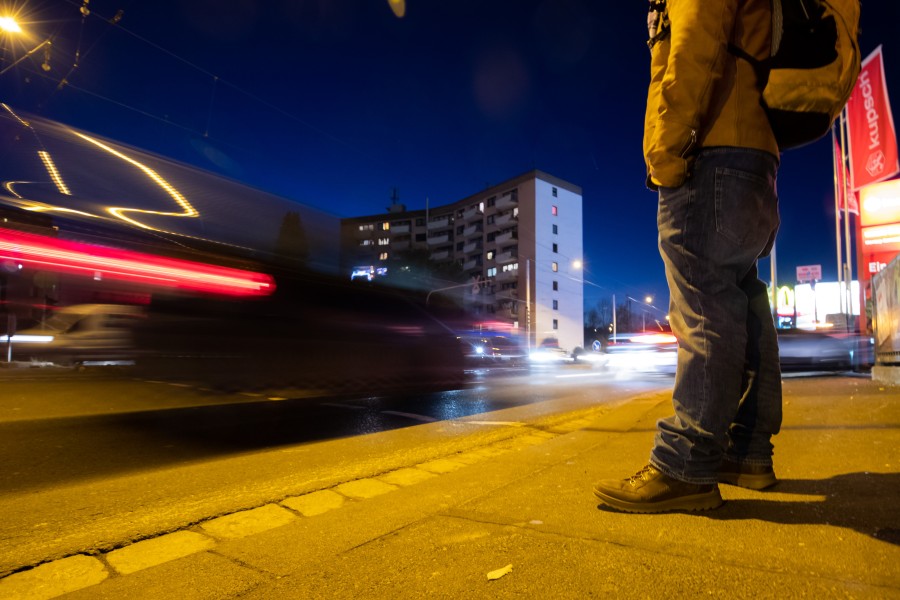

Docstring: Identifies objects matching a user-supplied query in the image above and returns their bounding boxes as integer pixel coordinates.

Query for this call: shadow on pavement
[707,473,900,546]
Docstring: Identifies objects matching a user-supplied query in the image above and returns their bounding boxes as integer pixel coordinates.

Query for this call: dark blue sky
[2,0,898,310]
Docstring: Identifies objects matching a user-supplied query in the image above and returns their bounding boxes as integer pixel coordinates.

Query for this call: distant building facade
[340,170,584,352]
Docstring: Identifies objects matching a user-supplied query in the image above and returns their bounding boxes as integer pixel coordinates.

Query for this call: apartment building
[340,170,584,353]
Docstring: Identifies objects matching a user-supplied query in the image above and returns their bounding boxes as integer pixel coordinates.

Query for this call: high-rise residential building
[340,170,584,353]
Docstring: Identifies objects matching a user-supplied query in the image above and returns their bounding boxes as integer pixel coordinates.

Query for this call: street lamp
[0,16,52,77]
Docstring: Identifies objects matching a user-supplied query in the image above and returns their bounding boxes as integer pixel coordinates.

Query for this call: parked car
[6,304,145,366]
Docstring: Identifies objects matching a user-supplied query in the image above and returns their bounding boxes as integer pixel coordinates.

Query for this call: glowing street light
[0,16,22,33]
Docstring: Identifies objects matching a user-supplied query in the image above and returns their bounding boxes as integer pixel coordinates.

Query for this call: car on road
[777,328,873,372]
[5,304,145,366]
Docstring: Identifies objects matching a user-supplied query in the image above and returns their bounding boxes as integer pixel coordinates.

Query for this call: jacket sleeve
[646,0,740,188]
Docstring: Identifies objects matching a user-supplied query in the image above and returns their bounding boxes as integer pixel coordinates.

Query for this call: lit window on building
[378,238,389,245]
[552,262,558,272]
[379,252,389,260]
[487,250,494,260]
[551,205,558,216]
[361,240,374,246]
[381,222,390,231]
[359,223,374,232]
[487,267,497,277]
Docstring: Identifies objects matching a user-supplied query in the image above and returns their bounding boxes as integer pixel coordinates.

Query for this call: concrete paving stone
[417,458,468,474]
[335,478,399,499]
[0,555,107,600]
[200,504,297,540]
[105,531,216,575]
[62,549,268,600]
[237,514,896,599]
[280,489,345,517]
[378,468,438,487]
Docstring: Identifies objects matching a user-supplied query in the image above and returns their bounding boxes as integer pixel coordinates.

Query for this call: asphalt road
[0,363,667,577]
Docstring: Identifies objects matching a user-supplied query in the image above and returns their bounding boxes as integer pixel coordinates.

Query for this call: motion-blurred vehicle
[5,304,145,366]
[460,334,527,366]
[528,339,572,365]
[776,328,873,372]
[596,332,678,375]
[131,270,467,395]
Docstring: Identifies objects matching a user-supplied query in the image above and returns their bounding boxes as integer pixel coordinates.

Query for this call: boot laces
[628,464,657,485]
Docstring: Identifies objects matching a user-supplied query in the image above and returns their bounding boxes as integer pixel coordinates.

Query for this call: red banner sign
[846,46,899,190]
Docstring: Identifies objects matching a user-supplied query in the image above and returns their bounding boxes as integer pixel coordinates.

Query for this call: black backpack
[729,0,861,150]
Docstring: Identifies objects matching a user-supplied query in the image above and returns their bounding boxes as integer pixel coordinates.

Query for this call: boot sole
[593,487,724,514]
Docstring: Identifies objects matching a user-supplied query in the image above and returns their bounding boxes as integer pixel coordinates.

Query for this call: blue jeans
[651,147,783,484]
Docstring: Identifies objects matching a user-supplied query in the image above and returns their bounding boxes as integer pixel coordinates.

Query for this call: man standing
[593,0,782,513]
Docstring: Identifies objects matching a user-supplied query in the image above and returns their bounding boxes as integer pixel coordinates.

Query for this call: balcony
[462,205,483,220]
[463,258,483,270]
[463,240,482,254]
[430,250,450,261]
[463,224,483,237]
[427,233,450,246]
[496,193,517,210]
[497,266,518,280]
[391,224,410,234]
[494,230,516,245]
[493,211,516,227]
[495,251,517,264]
[427,216,451,230]
[390,239,411,251]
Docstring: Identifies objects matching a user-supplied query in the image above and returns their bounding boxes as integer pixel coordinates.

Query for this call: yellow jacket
[644,0,780,189]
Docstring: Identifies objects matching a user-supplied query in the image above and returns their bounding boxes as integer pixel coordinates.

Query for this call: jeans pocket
[714,167,775,248]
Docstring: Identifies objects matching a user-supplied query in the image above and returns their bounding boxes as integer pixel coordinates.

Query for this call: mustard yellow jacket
[644,0,780,189]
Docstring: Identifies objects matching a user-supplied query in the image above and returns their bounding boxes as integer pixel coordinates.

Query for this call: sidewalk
[2,375,898,599]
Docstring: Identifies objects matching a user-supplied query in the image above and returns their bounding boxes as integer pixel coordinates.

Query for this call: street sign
[592,340,601,352]
[796,264,822,283]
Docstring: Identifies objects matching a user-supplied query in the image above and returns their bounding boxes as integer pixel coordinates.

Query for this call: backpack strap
[647,1,671,49]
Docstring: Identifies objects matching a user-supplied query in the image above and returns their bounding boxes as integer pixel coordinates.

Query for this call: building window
[552,262,558,272]
[358,223,374,232]
[379,252,389,260]
[487,196,496,207]
[552,243,558,253]
[416,218,425,226]
[486,250,494,260]
[553,300,558,310]
[361,240,374,246]
[381,222,390,231]
[552,280,558,291]
[456,225,464,234]
[552,319,559,330]
[415,233,426,242]
[487,267,497,277]
[487,215,495,224]
[378,238,389,245]
[552,187,558,197]
[552,224,558,235]
[551,205,558,216]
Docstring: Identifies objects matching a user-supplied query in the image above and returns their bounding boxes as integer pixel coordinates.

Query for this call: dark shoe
[593,464,723,514]
[718,459,777,490]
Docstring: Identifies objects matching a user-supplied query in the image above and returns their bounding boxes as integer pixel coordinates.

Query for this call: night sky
[2,0,898,312]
